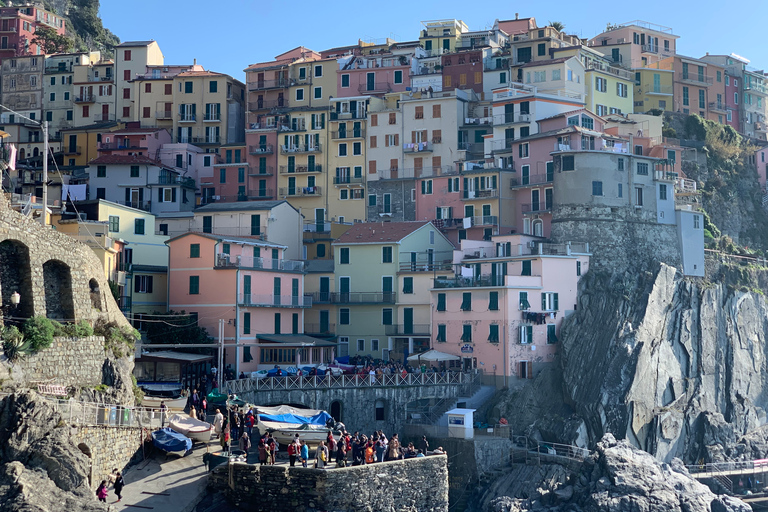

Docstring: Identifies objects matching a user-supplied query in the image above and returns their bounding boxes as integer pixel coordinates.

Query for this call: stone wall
[71,425,146,489]
[366,179,417,222]
[5,336,107,389]
[209,455,448,512]
[0,192,129,327]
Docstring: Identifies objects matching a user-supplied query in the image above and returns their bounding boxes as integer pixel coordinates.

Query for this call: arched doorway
[330,400,342,422]
[89,278,102,311]
[0,240,35,319]
[43,260,75,320]
[77,443,93,486]
[32,147,39,157]
[18,148,25,160]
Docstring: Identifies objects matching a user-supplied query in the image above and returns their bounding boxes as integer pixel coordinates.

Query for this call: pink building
[0,4,66,63]
[431,234,589,387]
[337,58,410,98]
[166,232,334,375]
[97,123,171,157]
[725,72,741,131]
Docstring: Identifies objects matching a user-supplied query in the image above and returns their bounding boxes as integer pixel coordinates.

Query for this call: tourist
[419,435,429,454]
[365,441,375,464]
[191,389,200,410]
[160,401,167,428]
[386,434,400,461]
[433,446,445,455]
[315,441,328,469]
[258,440,269,465]
[239,432,251,454]
[112,469,124,503]
[267,434,277,464]
[213,408,224,438]
[375,437,386,462]
[239,371,246,380]
[202,397,208,414]
[416,449,425,458]
[231,411,240,441]
[327,432,337,461]
[288,438,298,467]
[300,440,309,468]
[337,437,347,467]
[96,481,108,503]
[189,405,197,420]
[404,442,417,459]
[199,404,207,423]
[220,424,231,453]
[245,411,255,436]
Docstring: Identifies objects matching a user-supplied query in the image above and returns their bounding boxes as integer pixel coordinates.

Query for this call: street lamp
[10,291,20,307]
[0,103,48,226]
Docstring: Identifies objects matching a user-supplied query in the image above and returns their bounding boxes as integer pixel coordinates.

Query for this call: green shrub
[22,316,55,352]
[2,326,33,363]
[94,319,139,359]
[53,320,95,338]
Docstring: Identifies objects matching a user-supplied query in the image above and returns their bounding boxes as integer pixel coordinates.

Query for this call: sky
[99,0,768,82]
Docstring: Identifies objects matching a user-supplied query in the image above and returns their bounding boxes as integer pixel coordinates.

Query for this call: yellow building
[634,68,675,113]
[51,215,125,285]
[114,40,165,123]
[303,259,337,342]
[326,96,368,224]
[72,56,116,127]
[59,121,123,167]
[171,70,246,151]
[130,64,205,131]
[419,19,469,55]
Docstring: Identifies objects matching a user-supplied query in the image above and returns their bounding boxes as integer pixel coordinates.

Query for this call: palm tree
[549,21,565,32]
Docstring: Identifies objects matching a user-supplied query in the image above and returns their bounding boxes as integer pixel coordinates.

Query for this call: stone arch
[43,259,75,320]
[330,400,343,422]
[0,240,35,320]
[77,443,93,486]
[32,147,39,157]
[374,399,387,421]
[89,278,102,312]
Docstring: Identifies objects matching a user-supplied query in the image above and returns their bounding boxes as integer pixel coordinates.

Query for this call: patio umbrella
[407,349,460,363]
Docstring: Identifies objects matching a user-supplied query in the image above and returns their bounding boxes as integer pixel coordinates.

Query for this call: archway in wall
[330,400,342,422]
[18,148,25,160]
[89,278,102,311]
[0,240,35,319]
[43,259,75,320]
[32,147,39,157]
[77,443,93,486]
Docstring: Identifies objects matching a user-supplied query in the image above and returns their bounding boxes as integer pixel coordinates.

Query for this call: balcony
[510,173,553,187]
[281,120,306,132]
[74,94,95,103]
[248,78,288,91]
[248,166,274,176]
[178,114,196,123]
[358,82,392,94]
[304,323,336,336]
[493,112,532,126]
[64,146,82,155]
[330,111,365,121]
[248,188,275,199]
[586,62,634,81]
[463,189,499,200]
[643,85,673,95]
[279,186,322,197]
[755,121,768,133]
[521,203,552,214]
[433,275,508,289]
[155,110,173,120]
[463,116,493,126]
[247,99,287,111]
[216,254,305,272]
[331,129,365,140]
[179,136,220,145]
[745,82,768,95]
[203,113,221,122]
[280,143,322,154]
[279,164,322,174]
[238,294,312,308]
[150,175,196,188]
[708,102,727,113]
[385,324,431,336]
[403,141,433,153]
[331,292,396,304]
[680,74,713,87]
[471,215,498,226]
[249,144,274,155]
[398,260,453,272]
[99,142,146,151]
[333,175,364,185]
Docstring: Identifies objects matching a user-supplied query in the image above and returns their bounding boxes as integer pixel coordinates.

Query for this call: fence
[42,396,166,429]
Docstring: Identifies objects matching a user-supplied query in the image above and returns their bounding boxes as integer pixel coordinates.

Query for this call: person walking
[160,401,168,428]
[300,440,309,468]
[288,439,298,467]
[239,432,251,454]
[112,470,125,503]
[315,441,327,469]
[213,409,224,438]
[419,435,429,455]
[96,481,108,503]
[220,425,231,453]
[267,434,277,465]
[258,440,268,465]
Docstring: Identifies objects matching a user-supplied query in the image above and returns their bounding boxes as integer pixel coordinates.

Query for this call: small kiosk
[446,408,475,439]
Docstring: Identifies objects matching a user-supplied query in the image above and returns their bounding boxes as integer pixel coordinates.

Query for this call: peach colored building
[166,232,334,375]
[97,123,171,157]
[431,234,589,387]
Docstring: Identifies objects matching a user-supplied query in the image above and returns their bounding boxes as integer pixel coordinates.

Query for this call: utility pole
[41,120,48,226]
[218,318,224,391]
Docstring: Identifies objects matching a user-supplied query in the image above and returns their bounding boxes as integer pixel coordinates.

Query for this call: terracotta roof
[88,154,166,166]
[107,127,166,135]
[245,58,295,71]
[176,70,225,77]
[117,41,156,47]
[521,57,574,68]
[537,108,591,122]
[333,222,431,245]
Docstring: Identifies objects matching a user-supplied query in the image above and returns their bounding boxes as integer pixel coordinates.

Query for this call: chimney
[515,13,519,20]
[194,58,197,65]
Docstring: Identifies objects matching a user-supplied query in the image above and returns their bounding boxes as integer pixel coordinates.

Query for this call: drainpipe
[235,266,241,378]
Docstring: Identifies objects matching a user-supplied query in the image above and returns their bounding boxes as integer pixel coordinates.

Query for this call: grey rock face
[488,434,750,512]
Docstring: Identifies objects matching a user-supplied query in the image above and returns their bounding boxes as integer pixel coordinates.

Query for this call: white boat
[253,405,337,448]
[271,424,337,448]
[142,395,187,411]
[168,413,213,443]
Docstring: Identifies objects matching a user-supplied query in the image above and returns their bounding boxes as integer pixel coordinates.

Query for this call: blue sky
[100,0,767,82]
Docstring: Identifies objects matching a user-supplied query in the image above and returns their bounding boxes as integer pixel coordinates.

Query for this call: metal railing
[384,324,431,336]
[224,369,478,394]
[249,144,274,155]
[178,114,196,122]
[249,167,274,176]
[521,203,551,214]
[330,291,396,304]
[708,102,726,111]
[280,143,322,154]
[463,189,499,199]
[331,130,365,140]
[333,176,364,185]
[247,188,274,199]
[279,164,322,174]
[511,174,553,187]
[493,113,532,125]
[215,254,305,271]
[278,186,322,197]
[248,78,288,91]
[238,294,312,308]
[680,74,713,86]
[403,141,432,152]
[303,323,336,335]
[74,94,95,103]
[358,82,392,94]
[46,397,167,429]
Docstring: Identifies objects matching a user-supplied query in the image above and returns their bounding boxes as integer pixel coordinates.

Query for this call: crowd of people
[309,430,444,469]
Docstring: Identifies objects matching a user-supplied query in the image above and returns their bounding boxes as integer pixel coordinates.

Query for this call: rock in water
[489,434,750,512]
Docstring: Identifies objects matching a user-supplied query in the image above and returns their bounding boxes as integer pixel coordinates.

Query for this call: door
[382,276,393,302]
[427,249,434,269]
[410,252,417,271]
[339,277,350,302]
[522,165,530,185]
[320,310,330,334]
[545,188,553,210]
[353,121,362,138]
[258,179,267,197]
[653,73,661,93]
[319,276,330,302]
[271,248,279,269]
[504,103,514,123]
[482,204,491,224]
[273,277,281,306]
[259,135,267,151]
[243,275,251,304]
[288,176,296,195]
[292,278,299,306]
[531,189,540,211]
[403,307,414,335]
[307,154,316,172]
[366,72,375,91]
[338,123,347,139]
[315,208,325,233]
[519,361,529,379]
[442,38,451,51]
[101,104,109,122]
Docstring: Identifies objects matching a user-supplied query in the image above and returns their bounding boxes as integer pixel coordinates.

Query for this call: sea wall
[71,425,146,488]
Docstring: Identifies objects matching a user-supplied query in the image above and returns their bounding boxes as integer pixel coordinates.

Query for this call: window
[659,184,667,200]
[421,180,433,195]
[592,181,603,196]
[353,142,362,155]
[537,43,546,56]
[596,104,607,116]
[595,77,607,92]
[522,260,532,276]
[124,50,132,61]
[519,143,529,158]
[368,194,377,206]
[108,215,119,232]
[243,312,251,334]
[130,165,140,178]
[683,86,689,106]
[382,308,393,325]
[551,69,560,81]
[340,247,350,264]
[415,106,424,119]
[717,71,722,82]
[637,162,649,175]
[394,70,403,84]
[341,74,350,87]
[437,324,447,342]
[488,324,499,343]
[618,183,623,198]
[382,246,393,263]
[618,158,625,171]
[432,104,441,118]
[542,292,559,311]
[134,218,145,235]
[561,155,575,171]
[461,292,471,311]
[190,243,200,258]
[461,324,472,342]
[389,113,396,125]
[313,86,322,99]
[699,89,705,109]
[734,92,738,105]
[489,291,499,311]
[338,143,347,157]
[97,165,106,178]
[296,88,304,101]
[340,308,350,325]
[547,325,558,344]
[189,276,200,295]
[437,293,446,311]
[123,106,130,118]
[694,215,701,229]
[617,82,628,97]
[635,187,644,206]
[165,83,172,95]
[403,277,413,294]
[577,261,582,276]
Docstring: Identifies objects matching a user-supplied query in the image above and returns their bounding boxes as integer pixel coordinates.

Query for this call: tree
[549,21,565,32]
[143,310,212,349]
[31,26,73,54]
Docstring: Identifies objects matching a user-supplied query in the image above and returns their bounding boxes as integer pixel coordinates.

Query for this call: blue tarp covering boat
[152,428,192,454]
[258,411,331,426]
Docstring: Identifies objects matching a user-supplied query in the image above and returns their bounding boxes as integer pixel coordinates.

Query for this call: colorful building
[114,41,165,123]
[0,4,66,63]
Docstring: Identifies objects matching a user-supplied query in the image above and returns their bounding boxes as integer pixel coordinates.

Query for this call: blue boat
[152,428,192,455]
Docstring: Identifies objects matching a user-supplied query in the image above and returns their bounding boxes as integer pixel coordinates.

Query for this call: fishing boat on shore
[168,413,213,443]
[254,405,339,447]
[151,428,192,456]
[141,395,187,411]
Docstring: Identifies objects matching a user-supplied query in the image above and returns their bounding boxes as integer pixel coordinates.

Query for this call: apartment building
[588,21,679,69]
[59,121,122,167]
[72,54,115,126]
[0,54,43,147]
[633,68,675,113]
[131,63,203,131]
[418,19,469,57]
[114,41,164,123]
[43,52,96,140]
[202,143,260,202]
[0,4,66,63]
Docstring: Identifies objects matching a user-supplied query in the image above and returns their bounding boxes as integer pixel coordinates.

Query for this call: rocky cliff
[487,434,750,512]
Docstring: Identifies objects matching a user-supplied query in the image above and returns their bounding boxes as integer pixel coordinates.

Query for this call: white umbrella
[407,349,460,363]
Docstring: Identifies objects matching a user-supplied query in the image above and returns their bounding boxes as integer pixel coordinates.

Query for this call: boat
[151,428,192,455]
[141,395,187,411]
[270,423,340,448]
[206,390,228,405]
[168,413,213,443]
[253,405,336,448]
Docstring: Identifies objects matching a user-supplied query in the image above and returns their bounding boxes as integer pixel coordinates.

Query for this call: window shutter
[448,207,453,219]
[502,262,508,276]
[158,188,163,202]
[506,242,512,256]
[527,325,533,342]
[492,175,497,189]
[314,133,319,147]
[394,134,399,146]
[321,113,325,128]
[125,188,130,203]
[412,131,416,143]
[421,181,426,194]
[139,188,144,201]
[436,207,441,219]
[519,144,523,158]
[134,278,140,293]
[172,188,177,203]
[541,293,547,310]
[311,114,315,127]
[147,277,153,294]
[554,293,559,310]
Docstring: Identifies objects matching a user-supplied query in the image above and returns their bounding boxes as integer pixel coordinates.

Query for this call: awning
[407,349,461,362]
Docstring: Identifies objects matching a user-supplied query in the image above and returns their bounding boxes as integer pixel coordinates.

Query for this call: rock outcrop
[489,434,750,512]
[559,262,768,463]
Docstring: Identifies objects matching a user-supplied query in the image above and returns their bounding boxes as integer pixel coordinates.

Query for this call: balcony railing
[745,82,768,95]
[330,292,396,304]
[586,62,634,80]
[333,175,364,185]
[463,189,499,200]
[64,146,82,155]
[643,85,674,95]
[304,323,336,335]
[471,215,498,226]
[404,141,433,153]
[99,142,146,151]
[279,186,322,197]
[178,114,196,122]
[247,99,287,111]
[680,74,713,86]
[308,291,332,303]
[150,175,196,188]
[215,254,305,272]
[331,129,365,140]
[248,78,288,91]
[330,111,365,121]
[279,164,322,174]
[521,203,552,214]
[248,166,274,176]
[155,110,173,119]
[398,260,453,272]
[433,276,508,289]
[510,173,553,187]
[385,324,431,336]
[238,294,312,308]
[280,143,322,154]
[493,113,531,125]
[74,94,95,103]
[708,102,726,112]
[248,188,274,199]
[204,113,221,122]
[358,82,392,94]
[249,144,274,155]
